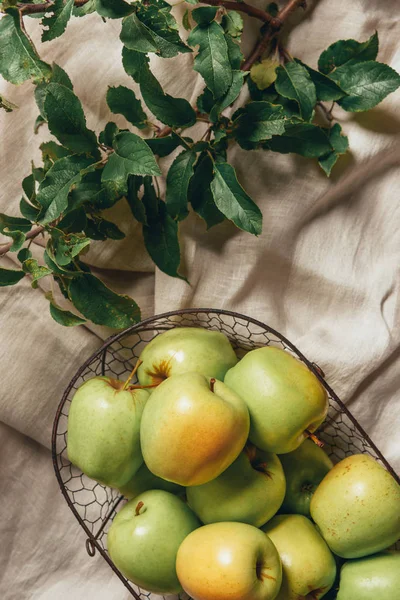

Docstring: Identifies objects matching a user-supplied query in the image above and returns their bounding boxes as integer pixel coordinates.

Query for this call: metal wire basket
[52,308,400,600]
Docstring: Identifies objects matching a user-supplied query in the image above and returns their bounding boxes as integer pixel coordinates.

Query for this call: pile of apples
[67,327,400,600]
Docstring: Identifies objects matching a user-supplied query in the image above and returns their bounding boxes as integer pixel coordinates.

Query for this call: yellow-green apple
[187,443,285,527]
[140,372,250,486]
[119,462,184,499]
[310,454,400,558]
[263,514,336,599]
[224,347,328,454]
[176,521,282,600]
[108,490,199,594]
[336,551,400,600]
[137,327,237,385]
[67,376,148,488]
[279,439,333,517]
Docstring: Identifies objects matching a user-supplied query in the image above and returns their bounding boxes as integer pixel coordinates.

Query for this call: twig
[17,0,88,15]
[317,101,334,123]
[0,226,45,257]
[242,0,308,72]
[203,0,281,26]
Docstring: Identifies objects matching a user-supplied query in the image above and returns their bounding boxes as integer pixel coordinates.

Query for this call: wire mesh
[52,308,400,600]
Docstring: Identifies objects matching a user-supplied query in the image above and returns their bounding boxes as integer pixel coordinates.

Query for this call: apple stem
[135,501,144,516]
[305,429,324,448]
[123,359,143,390]
[210,378,216,393]
[128,383,160,390]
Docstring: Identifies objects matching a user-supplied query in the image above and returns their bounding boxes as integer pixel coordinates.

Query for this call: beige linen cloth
[0,1,399,598]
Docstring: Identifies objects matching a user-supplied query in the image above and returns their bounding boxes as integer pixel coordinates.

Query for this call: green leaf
[247,77,278,102]
[68,169,118,210]
[210,162,262,235]
[46,291,87,326]
[20,198,40,221]
[102,131,161,189]
[22,258,52,283]
[44,83,98,157]
[95,0,133,18]
[182,9,191,31]
[142,177,159,221]
[122,48,196,127]
[267,123,333,157]
[1,229,25,252]
[145,135,182,157]
[295,59,346,102]
[318,32,379,75]
[250,58,280,91]
[57,207,87,233]
[275,62,316,121]
[222,11,243,38]
[52,63,74,89]
[191,6,218,24]
[51,231,91,266]
[0,213,32,233]
[267,2,279,17]
[318,123,349,175]
[42,0,74,42]
[17,247,32,263]
[166,150,196,220]
[0,267,25,287]
[120,13,160,54]
[106,85,147,129]
[126,176,146,224]
[188,20,232,99]
[96,218,125,240]
[22,174,35,201]
[329,61,400,112]
[0,94,17,112]
[136,0,191,56]
[209,70,245,123]
[189,154,224,229]
[74,0,96,16]
[225,34,243,71]
[44,244,82,274]
[69,273,141,328]
[197,87,214,114]
[40,141,71,168]
[143,202,185,280]
[121,2,190,58]
[233,101,286,147]
[34,115,46,134]
[44,83,99,155]
[36,155,93,224]
[99,122,119,147]
[0,8,52,84]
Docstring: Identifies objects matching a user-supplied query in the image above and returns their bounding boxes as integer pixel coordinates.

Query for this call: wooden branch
[203,0,281,26]
[18,0,88,15]
[242,0,308,71]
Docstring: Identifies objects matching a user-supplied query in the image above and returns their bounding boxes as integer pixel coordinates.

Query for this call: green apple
[310,454,400,558]
[67,376,148,488]
[224,347,328,454]
[263,514,336,599]
[176,521,282,600]
[119,462,184,499]
[187,443,286,527]
[108,489,200,594]
[140,372,250,486]
[336,551,400,600]
[137,327,237,386]
[279,439,333,517]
